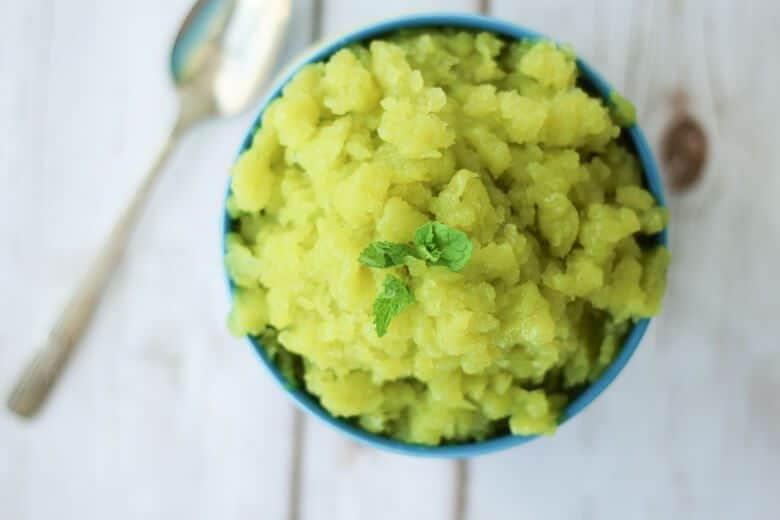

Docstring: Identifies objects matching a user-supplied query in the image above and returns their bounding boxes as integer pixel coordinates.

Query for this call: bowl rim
[222,12,669,459]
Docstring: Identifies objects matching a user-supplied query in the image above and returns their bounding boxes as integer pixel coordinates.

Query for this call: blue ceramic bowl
[223,13,668,458]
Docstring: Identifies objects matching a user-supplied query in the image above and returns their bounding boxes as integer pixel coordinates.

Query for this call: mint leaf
[358,222,472,275]
[372,275,415,337]
[413,221,473,272]
[359,241,416,268]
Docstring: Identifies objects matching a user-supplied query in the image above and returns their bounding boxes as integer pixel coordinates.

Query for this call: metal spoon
[7,0,291,418]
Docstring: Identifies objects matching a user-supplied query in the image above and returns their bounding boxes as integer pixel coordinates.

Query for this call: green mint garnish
[358,241,416,268]
[358,221,473,272]
[359,221,472,337]
[372,275,415,337]
[412,221,473,272]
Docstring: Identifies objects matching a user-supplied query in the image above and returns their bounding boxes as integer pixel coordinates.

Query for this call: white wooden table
[1,1,778,518]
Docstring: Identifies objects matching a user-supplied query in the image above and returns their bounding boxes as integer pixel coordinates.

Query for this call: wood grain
[0,1,313,518]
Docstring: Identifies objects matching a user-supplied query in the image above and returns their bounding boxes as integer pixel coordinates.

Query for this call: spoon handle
[7,122,183,418]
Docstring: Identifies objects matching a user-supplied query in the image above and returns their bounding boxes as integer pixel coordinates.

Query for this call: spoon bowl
[172,0,292,118]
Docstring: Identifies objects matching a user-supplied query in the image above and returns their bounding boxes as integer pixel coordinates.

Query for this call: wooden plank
[300,419,457,520]
[295,2,478,519]
[0,1,315,518]
[0,8,52,520]
[467,1,780,518]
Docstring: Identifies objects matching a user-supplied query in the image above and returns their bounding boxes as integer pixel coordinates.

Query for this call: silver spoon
[7,0,291,418]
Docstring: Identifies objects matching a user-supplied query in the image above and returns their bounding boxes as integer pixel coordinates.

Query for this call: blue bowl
[223,13,668,458]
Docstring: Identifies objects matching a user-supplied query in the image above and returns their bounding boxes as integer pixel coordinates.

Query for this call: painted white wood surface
[1,1,778,519]
[0,1,313,518]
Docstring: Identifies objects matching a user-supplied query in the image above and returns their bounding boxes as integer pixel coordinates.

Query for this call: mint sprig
[373,275,415,337]
[358,221,473,337]
[358,221,473,272]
